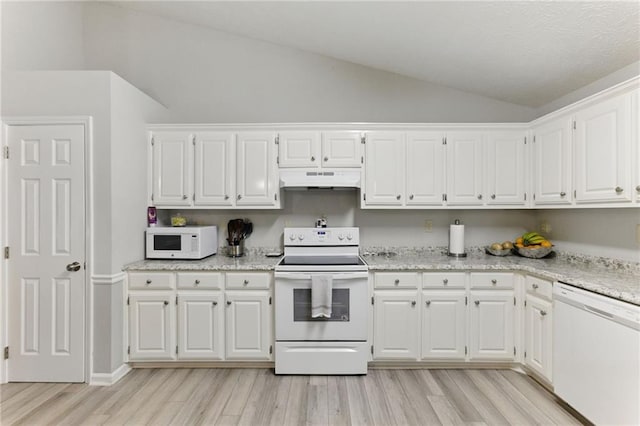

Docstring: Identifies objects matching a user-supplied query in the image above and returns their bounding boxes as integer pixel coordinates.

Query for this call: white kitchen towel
[311,275,333,318]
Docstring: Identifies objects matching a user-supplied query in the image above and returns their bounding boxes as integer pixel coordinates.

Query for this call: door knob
[425,300,431,306]
[311,156,315,162]
[66,262,81,272]
[396,194,401,200]
[477,194,483,200]
[226,301,232,306]
[615,186,623,193]
[491,194,496,199]
[560,191,566,197]
[475,300,480,306]
[409,194,414,200]
[411,301,416,306]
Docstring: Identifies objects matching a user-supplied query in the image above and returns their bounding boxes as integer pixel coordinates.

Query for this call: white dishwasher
[554,282,640,425]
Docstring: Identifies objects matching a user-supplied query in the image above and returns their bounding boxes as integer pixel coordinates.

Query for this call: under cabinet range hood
[279,170,361,190]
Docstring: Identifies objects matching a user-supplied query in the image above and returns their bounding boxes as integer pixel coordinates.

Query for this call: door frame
[0,116,93,383]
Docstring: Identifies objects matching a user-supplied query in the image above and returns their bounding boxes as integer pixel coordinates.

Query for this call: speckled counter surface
[363,248,640,306]
[123,251,281,271]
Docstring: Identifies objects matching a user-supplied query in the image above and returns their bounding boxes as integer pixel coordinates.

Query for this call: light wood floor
[0,368,582,425]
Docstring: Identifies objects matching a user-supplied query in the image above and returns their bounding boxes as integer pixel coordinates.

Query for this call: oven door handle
[275,272,368,280]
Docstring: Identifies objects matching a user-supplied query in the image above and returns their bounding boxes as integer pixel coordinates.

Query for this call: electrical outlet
[540,222,551,233]
[636,224,640,244]
[424,220,433,233]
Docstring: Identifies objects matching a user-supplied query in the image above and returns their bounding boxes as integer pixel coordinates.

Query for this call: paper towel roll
[449,223,466,256]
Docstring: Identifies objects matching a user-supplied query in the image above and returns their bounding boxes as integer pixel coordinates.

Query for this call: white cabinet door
[532,117,573,205]
[422,291,466,360]
[373,291,419,360]
[364,132,405,206]
[151,131,192,206]
[575,93,633,203]
[524,294,552,381]
[446,132,484,205]
[194,132,234,206]
[278,131,320,168]
[469,291,514,360]
[321,131,362,168]
[129,294,175,360]
[177,293,224,360]
[634,89,640,202]
[486,131,527,205]
[225,291,272,360]
[406,132,445,206]
[236,132,279,207]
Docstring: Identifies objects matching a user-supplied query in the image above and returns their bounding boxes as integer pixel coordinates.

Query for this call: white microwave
[146,226,217,259]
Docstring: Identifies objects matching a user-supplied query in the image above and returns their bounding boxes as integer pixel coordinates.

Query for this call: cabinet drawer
[374,272,420,289]
[525,276,553,300]
[128,272,175,290]
[469,272,514,289]
[226,272,271,289]
[423,272,466,289]
[177,272,223,290]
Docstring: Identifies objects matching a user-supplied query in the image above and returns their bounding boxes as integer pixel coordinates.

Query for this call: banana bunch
[515,232,552,248]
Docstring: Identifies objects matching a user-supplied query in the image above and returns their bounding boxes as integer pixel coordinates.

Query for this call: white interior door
[7,124,85,382]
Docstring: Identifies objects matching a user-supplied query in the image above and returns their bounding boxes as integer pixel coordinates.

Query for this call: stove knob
[338,234,345,240]
[346,234,353,240]
[298,234,304,240]
[289,234,296,241]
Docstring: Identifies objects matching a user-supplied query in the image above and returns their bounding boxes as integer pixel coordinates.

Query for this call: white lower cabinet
[177,292,224,360]
[524,291,553,382]
[129,293,176,360]
[373,291,420,360]
[225,291,272,360]
[469,291,515,360]
[421,291,467,360]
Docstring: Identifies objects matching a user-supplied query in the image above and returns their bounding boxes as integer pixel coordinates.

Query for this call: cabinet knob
[443,279,448,285]
[636,185,640,193]
[474,300,480,306]
[164,301,169,306]
[615,186,623,193]
[324,156,328,162]
[311,156,315,162]
[226,301,232,306]
[224,195,229,200]
[182,195,188,200]
[409,194,414,200]
[194,279,200,285]
[477,194,483,200]
[560,191,566,197]
[411,301,416,307]
[396,194,401,200]
[532,283,539,289]
[213,301,218,306]
[146,279,152,285]
[490,194,496,200]
[425,300,431,306]
[394,279,400,285]
[540,310,547,316]
[491,279,497,285]
[243,279,249,285]
[237,194,242,200]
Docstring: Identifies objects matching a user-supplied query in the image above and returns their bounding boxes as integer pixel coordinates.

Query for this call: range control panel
[284,227,359,246]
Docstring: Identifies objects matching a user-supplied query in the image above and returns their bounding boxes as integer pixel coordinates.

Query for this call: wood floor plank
[0,368,582,426]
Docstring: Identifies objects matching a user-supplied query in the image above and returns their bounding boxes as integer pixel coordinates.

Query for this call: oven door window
[153,235,182,251]
[293,289,349,321]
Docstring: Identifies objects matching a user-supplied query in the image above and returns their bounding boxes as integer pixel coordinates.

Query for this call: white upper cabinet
[278,131,320,168]
[446,132,484,205]
[485,131,527,206]
[532,117,573,205]
[574,92,633,203]
[278,131,362,168]
[236,132,280,207]
[406,132,445,206]
[363,132,405,206]
[321,131,362,167]
[194,132,235,206]
[151,131,192,206]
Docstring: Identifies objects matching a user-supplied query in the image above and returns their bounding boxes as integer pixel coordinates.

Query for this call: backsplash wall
[157,192,538,251]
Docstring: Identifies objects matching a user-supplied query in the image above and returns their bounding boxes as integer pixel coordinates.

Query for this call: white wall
[158,192,538,252]
[1,1,85,70]
[82,2,536,123]
[535,209,640,263]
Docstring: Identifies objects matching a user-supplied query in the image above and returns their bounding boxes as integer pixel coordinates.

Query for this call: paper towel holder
[448,219,467,258]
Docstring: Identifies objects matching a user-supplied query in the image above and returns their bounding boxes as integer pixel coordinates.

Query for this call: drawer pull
[475,300,480,306]
[425,300,431,306]
[615,186,623,193]
[560,191,566,197]
[411,301,416,307]
[213,301,218,306]
[443,279,448,285]
[491,279,497,285]
[394,279,400,285]
[195,280,200,285]
[243,279,249,285]
[311,156,315,162]
[540,310,547,316]
[227,301,232,306]
[532,283,539,289]
[146,279,152,285]
[163,301,169,306]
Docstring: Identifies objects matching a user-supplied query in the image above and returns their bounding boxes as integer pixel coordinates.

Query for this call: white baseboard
[89,363,131,386]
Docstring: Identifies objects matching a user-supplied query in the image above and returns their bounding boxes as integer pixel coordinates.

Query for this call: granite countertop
[363,248,640,306]
[124,247,639,305]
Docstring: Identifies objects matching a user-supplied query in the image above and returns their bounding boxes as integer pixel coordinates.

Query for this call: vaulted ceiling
[113,1,639,107]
